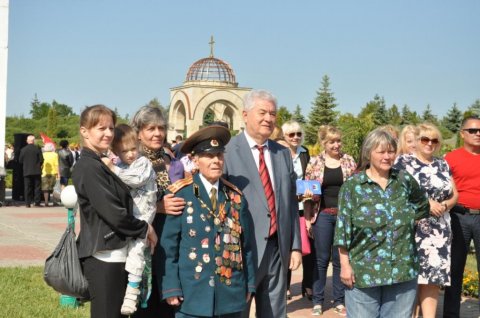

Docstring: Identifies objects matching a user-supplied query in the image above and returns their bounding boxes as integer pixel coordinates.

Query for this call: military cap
[181,125,231,155]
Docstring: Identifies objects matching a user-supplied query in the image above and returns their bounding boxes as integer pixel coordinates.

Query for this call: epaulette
[220,177,242,195]
[167,176,193,194]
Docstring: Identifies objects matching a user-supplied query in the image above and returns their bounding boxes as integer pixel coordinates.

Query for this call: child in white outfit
[105,123,157,315]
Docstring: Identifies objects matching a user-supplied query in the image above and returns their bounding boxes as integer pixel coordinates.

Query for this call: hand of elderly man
[166,296,183,306]
[289,250,302,271]
[158,193,186,215]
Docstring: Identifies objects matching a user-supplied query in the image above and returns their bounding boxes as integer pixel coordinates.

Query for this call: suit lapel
[236,133,269,210]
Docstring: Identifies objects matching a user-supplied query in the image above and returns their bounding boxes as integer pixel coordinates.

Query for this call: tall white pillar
[0,0,9,167]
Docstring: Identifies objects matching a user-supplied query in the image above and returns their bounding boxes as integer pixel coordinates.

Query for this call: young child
[103,123,158,315]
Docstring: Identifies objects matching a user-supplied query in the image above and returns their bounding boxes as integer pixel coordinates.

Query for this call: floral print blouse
[305,151,356,184]
[334,169,429,288]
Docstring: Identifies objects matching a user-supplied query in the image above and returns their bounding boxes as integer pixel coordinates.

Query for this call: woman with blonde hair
[394,123,458,318]
[397,125,417,155]
[304,125,356,316]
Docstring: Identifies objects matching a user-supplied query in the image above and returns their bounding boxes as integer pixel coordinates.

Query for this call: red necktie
[256,145,277,236]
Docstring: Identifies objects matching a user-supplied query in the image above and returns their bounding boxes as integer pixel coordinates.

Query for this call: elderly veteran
[160,125,255,318]
[334,128,429,318]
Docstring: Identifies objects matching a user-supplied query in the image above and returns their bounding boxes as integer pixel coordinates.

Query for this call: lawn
[0,267,89,318]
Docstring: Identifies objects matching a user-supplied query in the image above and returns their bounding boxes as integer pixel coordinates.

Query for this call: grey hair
[281,120,305,145]
[243,89,277,112]
[359,128,397,171]
[130,106,167,133]
[43,142,56,152]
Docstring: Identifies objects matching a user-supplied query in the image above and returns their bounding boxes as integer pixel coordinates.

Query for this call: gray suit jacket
[224,132,301,272]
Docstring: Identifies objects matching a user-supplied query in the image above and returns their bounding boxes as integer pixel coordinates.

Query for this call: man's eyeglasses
[462,128,480,134]
[287,132,302,138]
[420,136,439,145]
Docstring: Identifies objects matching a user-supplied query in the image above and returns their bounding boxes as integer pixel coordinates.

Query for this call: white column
[0,0,9,168]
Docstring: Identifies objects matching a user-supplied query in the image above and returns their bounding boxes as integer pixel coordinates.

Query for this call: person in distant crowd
[58,140,74,189]
[443,115,480,318]
[69,143,80,165]
[5,143,14,163]
[304,125,356,316]
[41,142,59,207]
[281,120,312,301]
[180,153,197,178]
[18,135,44,208]
[130,105,185,318]
[172,135,184,159]
[335,128,429,318]
[102,124,158,316]
[161,125,255,318]
[394,123,458,318]
[223,89,301,318]
[397,125,417,155]
[73,105,157,318]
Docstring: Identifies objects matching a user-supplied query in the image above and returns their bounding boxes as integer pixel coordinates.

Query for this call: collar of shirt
[358,168,400,185]
[244,130,269,150]
[199,173,219,198]
[293,146,306,161]
[243,131,276,190]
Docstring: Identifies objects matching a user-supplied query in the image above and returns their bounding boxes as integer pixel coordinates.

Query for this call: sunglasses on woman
[420,136,439,145]
[287,132,302,138]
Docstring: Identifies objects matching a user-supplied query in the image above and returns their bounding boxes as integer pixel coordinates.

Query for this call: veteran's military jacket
[161,173,256,317]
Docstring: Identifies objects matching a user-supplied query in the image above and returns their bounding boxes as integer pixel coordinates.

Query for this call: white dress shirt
[243,131,276,191]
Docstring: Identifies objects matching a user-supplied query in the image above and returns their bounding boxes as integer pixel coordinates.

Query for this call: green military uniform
[161,173,256,317]
[160,125,255,318]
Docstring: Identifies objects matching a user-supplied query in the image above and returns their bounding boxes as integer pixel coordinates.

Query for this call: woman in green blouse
[334,128,429,318]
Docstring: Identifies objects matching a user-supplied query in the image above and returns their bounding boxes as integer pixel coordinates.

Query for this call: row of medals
[186,193,243,287]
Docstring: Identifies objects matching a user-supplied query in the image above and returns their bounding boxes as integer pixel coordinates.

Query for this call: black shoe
[34,203,42,207]
[26,204,31,208]
[302,286,313,301]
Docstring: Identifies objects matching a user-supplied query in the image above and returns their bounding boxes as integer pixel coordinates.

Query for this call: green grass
[0,267,89,318]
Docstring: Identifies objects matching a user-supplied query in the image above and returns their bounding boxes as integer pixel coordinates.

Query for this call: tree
[337,113,375,162]
[422,104,438,124]
[276,106,292,128]
[442,103,463,133]
[305,75,338,144]
[359,94,387,126]
[387,104,402,126]
[400,104,420,125]
[203,109,215,126]
[52,100,74,117]
[29,94,50,119]
[466,99,480,117]
[144,98,168,117]
[292,105,306,124]
[46,106,58,137]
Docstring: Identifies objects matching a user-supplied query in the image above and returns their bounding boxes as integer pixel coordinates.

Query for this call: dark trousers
[242,235,286,318]
[287,238,314,292]
[176,312,241,318]
[312,212,344,307]
[133,274,175,318]
[443,211,480,318]
[23,174,41,205]
[82,257,128,318]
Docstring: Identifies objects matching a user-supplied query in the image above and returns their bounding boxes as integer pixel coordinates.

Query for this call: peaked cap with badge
[181,125,231,155]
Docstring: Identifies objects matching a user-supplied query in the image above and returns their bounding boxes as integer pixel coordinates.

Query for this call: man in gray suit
[224,89,302,318]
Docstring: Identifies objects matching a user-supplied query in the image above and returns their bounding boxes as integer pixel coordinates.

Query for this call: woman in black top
[73,105,157,318]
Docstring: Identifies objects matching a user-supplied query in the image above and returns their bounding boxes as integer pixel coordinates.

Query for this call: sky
[5,1,480,119]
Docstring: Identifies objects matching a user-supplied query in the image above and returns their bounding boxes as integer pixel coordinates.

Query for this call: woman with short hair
[335,128,429,318]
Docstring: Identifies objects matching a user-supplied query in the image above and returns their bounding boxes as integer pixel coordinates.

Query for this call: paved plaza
[0,195,478,317]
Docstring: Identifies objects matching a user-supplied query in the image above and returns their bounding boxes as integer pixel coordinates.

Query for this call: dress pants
[23,174,41,205]
[443,211,480,318]
[82,257,128,318]
[242,235,287,318]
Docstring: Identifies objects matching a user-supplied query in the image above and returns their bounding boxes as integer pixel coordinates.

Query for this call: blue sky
[6,1,480,118]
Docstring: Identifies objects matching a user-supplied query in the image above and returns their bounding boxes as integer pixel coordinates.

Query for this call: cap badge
[211,139,219,147]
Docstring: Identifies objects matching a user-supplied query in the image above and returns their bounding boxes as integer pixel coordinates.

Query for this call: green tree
[276,106,292,128]
[442,103,463,133]
[337,113,375,162]
[400,104,420,125]
[305,75,338,144]
[359,94,387,126]
[422,104,438,124]
[203,109,215,126]
[52,100,75,117]
[29,95,50,120]
[46,107,58,137]
[387,104,402,126]
[144,98,168,117]
[465,99,480,117]
[292,105,306,124]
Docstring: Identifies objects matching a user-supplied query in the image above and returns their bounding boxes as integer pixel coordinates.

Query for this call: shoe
[121,285,140,315]
[333,304,347,316]
[26,204,31,208]
[286,289,292,300]
[34,203,42,207]
[302,286,313,301]
[312,305,322,316]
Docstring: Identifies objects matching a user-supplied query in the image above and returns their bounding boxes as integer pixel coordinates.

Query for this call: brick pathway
[0,198,478,317]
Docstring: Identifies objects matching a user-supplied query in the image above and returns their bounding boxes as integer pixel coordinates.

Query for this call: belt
[452,205,480,215]
[321,208,338,215]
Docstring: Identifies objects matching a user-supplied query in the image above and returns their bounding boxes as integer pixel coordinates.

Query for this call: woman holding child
[73,105,157,318]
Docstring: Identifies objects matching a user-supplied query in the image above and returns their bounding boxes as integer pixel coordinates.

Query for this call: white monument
[167,37,251,141]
